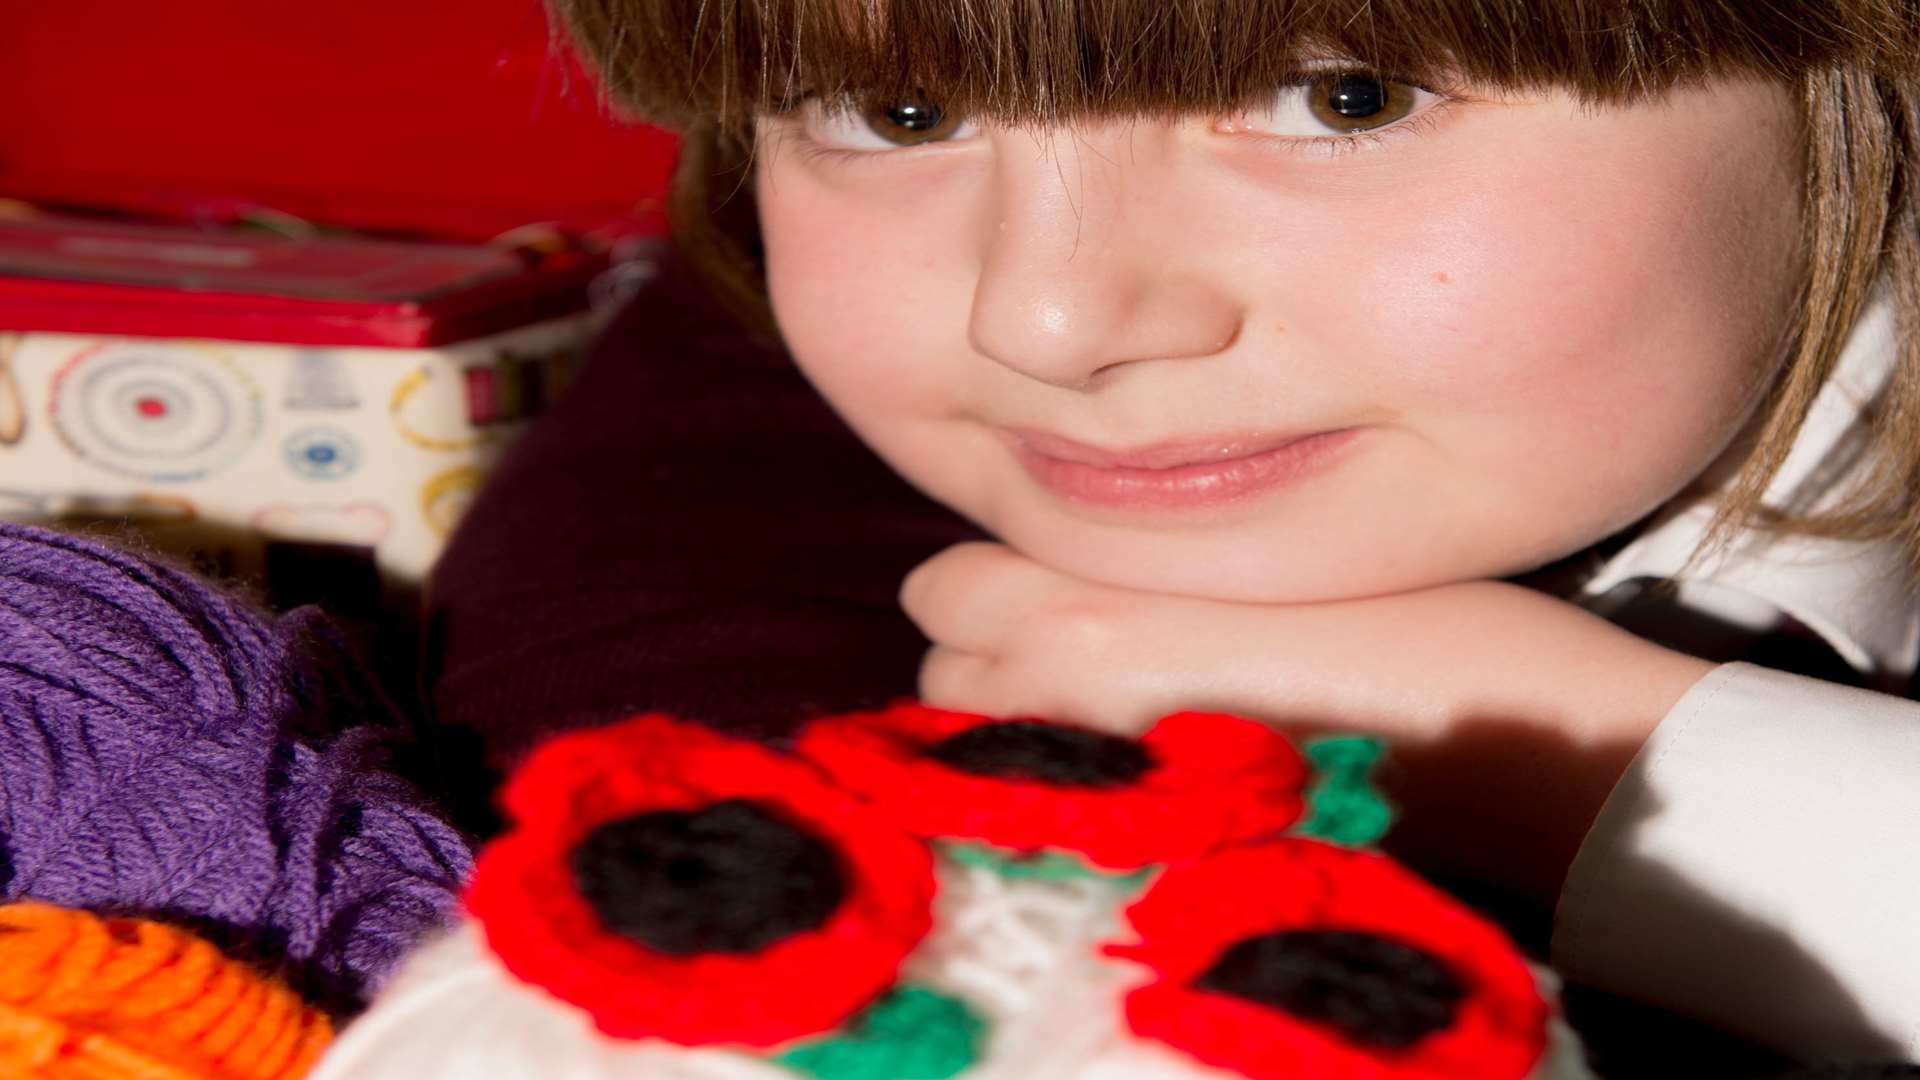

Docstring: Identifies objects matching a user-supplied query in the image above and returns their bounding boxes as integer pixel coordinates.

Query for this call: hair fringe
[553,0,1920,132]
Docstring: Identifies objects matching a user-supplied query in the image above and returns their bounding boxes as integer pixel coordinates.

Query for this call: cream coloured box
[0,315,591,593]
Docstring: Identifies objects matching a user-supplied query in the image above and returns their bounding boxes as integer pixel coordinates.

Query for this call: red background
[0,0,681,241]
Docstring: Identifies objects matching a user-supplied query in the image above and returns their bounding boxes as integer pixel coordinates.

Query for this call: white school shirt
[1551,295,1920,1060]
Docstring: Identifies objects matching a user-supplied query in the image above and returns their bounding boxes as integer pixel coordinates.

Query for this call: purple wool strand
[0,522,473,1005]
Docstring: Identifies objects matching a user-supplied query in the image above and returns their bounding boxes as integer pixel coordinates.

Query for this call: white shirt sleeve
[1551,662,1920,1060]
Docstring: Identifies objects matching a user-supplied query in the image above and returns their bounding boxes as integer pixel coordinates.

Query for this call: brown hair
[551,0,1920,578]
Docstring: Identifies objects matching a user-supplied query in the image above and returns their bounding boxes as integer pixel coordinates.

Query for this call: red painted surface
[0,0,679,241]
[0,1,681,344]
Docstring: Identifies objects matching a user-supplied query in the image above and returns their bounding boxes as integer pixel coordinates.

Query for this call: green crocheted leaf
[936,840,1156,888]
[1293,735,1396,847]
[774,985,986,1080]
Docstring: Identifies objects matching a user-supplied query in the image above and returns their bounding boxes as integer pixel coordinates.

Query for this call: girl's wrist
[1375,601,1717,908]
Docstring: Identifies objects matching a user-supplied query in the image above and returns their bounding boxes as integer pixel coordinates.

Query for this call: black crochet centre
[570,799,847,956]
[1197,929,1468,1050]
[925,721,1154,787]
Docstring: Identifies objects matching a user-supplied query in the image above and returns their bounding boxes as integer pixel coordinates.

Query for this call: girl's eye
[804,96,978,152]
[1225,72,1435,139]
[868,98,966,145]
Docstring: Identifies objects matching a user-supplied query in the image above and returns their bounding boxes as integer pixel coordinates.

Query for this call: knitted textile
[313,709,1595,1080]
[0,902,333,1080]
[0,523,472,1004]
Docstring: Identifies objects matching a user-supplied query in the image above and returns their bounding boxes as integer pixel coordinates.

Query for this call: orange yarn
[0,903,332,1080]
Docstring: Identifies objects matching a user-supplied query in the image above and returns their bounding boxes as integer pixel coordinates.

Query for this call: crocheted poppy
[465,714,936,1048]
[1108,838,1549,1079]
[794,704,1309,870]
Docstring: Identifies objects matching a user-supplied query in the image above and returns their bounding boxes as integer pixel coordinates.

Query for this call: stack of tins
[0,2,680,607]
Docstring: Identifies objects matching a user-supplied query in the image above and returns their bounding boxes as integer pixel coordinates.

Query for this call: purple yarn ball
[0,522,472,1005]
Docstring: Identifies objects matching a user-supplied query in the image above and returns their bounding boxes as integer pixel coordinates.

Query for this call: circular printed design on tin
[390,364,494,453]
[49,344,263,484]
[420,464,484,538]
[283,426,363,481]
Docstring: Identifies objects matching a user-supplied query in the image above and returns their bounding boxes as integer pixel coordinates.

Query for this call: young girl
[434,0,1920,1065]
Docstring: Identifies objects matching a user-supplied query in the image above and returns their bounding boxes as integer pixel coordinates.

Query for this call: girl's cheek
[1320,95,1788,401]
[760,161,978,408]
[1302,84,1797,470]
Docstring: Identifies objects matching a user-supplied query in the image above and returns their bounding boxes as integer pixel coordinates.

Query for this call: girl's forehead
[556,0,1917,129]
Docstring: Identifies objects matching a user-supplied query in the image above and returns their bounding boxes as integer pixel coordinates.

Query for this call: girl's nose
[967,128,1245,389]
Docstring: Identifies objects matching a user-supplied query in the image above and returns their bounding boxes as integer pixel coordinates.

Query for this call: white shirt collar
[1581,295,1920,682]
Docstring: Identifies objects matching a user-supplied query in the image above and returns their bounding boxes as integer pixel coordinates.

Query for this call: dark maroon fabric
[426,255,983,773]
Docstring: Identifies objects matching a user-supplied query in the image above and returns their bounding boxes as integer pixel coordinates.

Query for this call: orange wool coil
[0,902,333,1080]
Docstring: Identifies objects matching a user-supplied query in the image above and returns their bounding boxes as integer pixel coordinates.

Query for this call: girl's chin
[975,520,1349,601]
[995,513,1604,604]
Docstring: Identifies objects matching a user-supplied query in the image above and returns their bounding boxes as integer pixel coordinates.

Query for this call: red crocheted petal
[1108,839,1549,1080]
[1124,982,1546,1080]
[495,713,743,824]
[467,714,936,1048]
[795,703,1308,869]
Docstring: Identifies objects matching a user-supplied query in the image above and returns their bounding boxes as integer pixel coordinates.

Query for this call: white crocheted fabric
[313,854,1594,1080]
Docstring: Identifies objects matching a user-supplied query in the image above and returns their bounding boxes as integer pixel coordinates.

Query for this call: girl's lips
[1003,428,1358,510]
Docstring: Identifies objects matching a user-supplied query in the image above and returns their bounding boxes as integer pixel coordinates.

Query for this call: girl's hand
[900,541,1716,900]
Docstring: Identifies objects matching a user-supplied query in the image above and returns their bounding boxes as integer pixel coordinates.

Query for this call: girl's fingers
[899,542,1061,655]
[916,644,1004,715]
[921,643,1125,730]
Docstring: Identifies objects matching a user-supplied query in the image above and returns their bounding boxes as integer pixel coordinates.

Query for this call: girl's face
[755,74,1804,603]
